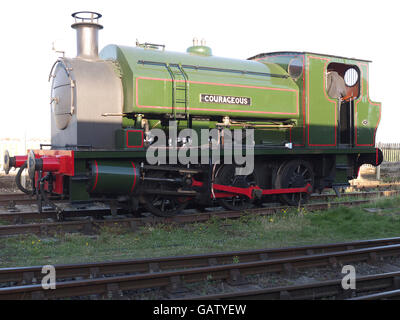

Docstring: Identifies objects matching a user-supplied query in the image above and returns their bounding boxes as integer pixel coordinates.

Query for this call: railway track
[0,196,392,237]
[0,188,399,237]
[192,271,400,300]
[0,193,65,207]
[351,182,400,191]
[1,237,400,299]
[349,288,400,300]
[0,189,397,207]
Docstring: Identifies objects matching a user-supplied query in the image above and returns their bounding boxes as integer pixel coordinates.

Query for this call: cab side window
[326,63,360,100]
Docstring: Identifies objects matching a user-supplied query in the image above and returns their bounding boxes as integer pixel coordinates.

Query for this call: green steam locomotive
[3,12,382,216]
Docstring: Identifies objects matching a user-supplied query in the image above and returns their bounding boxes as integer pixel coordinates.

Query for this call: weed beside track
[1,195,400,268]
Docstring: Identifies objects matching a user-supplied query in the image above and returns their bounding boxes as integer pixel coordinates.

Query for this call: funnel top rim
[71,22,104,29]
[72,11,102,20]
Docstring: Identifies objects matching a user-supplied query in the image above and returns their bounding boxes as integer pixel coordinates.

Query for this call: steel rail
[0,208,112,224]
[0,189,398,207]
[0,193,63,201]
[0,193,30,201]
[0,193,64,206]
[352,182,400,190]
[189,271,400,300]
[2,244,400,299]
[0,189,398,237]
[309,190,399,202]
[2,237,400,286]
[0,198,376,237]
[349,288,400,300]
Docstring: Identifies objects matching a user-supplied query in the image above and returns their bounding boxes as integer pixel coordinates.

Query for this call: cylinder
[89,160,140,195]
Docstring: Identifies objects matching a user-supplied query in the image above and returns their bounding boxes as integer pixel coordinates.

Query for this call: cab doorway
[326,63,360,147]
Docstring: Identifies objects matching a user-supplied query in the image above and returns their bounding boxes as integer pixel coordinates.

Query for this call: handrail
[137,60,288,78]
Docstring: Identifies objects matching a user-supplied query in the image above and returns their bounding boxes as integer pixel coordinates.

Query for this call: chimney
[71,11,103,60]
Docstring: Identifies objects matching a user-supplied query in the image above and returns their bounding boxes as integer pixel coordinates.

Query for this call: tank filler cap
[187,38,212,56]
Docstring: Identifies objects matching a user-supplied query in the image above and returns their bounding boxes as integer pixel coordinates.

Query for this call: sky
[0,0,398,142]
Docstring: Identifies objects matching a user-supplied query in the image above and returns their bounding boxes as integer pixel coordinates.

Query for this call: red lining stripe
[126,130,144,148]
[130,162,137,193]
[91,160,99,192]
[307,56,337,147]
[135,77,299,116]
[355,62,381,147]
[256,54,306,146]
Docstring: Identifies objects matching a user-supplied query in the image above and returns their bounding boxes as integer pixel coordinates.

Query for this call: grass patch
[1,196,400,268]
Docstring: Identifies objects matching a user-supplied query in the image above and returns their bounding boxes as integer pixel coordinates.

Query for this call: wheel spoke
[276,160,314,206]
[143,172,189,216]
[216,164,254,211]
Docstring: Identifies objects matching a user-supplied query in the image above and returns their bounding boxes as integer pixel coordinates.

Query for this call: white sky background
[0,0,398,142]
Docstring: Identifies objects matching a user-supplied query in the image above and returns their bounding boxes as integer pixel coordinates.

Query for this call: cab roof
[247,51,372,63]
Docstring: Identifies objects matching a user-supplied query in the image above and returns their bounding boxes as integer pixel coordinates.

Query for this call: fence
[377,142,400,163]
